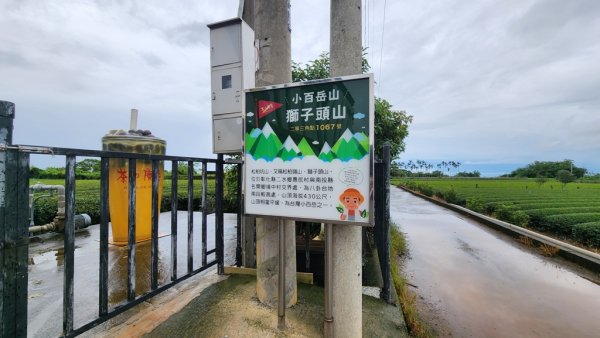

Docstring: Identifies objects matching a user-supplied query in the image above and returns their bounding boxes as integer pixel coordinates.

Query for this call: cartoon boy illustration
[338,188,365,221]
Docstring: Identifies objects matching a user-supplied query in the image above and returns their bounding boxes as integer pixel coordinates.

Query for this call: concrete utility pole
[246,0,297,308]
[240,0,257,270]
[328,0,363,336]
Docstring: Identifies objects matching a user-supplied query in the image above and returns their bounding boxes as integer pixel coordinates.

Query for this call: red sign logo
[257,100,282,119]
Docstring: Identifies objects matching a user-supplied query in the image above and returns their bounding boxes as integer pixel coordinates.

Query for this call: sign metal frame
[243,73,374,227]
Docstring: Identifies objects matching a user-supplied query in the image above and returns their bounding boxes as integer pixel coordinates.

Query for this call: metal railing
[34,147,224,337]
[1,100,232,337]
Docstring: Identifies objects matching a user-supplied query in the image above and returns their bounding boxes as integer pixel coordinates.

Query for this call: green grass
[390,224,432,338]
[30,178,216,198]
[28,178,226,226]
[394,177,600,249]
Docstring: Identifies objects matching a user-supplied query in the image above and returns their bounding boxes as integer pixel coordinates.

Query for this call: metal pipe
[304,223,310,270]
[30,193,52,226]
[28,223,57,233]
[30,183,65,215]
[29,182,91,234]
[30,183,66,231]
[29,192,34,226]
[28,214,91,234]
[324,223,334,337]
[278,217,286,330]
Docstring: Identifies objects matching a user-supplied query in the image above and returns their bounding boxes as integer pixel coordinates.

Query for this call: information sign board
[244,74,373,226]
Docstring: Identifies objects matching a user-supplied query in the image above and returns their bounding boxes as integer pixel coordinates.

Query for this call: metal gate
[1,101,228,337]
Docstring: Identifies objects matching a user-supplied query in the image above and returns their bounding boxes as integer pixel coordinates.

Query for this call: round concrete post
[329,0,363,337]
[253,0,297,308]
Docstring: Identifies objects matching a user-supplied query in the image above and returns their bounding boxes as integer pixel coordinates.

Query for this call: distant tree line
[505,160,587,179]
[30,159,102,180]
[29,159,206,180]
[392,160,480,178]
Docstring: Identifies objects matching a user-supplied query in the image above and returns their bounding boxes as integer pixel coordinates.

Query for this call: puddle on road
[391,187,600,338]
[27,211,238,338]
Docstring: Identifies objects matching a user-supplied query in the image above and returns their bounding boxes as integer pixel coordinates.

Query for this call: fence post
[374,143,392,304]
[236,163,242,267]
[381,143,392,303]
[216,154,224,274]
[1,100,29,337]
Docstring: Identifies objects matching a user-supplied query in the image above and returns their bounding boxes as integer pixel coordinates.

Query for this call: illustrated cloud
[353,112,365,119]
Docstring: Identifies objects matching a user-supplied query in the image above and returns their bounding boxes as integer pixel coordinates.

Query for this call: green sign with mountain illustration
[245,77,370,162]
[244,74,373,226]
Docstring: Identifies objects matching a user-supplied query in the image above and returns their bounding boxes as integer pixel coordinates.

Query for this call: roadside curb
[397,185,600,273]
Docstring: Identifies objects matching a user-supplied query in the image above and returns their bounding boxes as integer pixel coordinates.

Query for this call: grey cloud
[509,0,600,45]
[138,52,165,68]
[47,41,116,65]
[0,50,32,68]
[166,22,209,46]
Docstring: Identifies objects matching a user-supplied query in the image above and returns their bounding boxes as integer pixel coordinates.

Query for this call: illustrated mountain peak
[320,142,332,154]
[354,132,369,152]
[248,121,282,161]
[353,132,367,141]
[282,136,300,152]
[262,122,275,138]
[318,141,335,162]
[250,128,262,138]
[341,128,354,142]
[298,138,316,156]
[332,129,367,161]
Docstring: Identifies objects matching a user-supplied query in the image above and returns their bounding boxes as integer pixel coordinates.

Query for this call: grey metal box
[207,17,255,153]
[212,114,244,154]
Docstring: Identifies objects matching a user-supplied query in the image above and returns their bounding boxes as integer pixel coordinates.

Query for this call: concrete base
[224,266,313,285]
[147,275,409,338]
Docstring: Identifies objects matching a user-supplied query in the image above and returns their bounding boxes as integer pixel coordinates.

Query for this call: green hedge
[492,204,529,227]
[571,222,600,248]
[526,207,600,230]
[32,192,237,226]
[540,213,600,236]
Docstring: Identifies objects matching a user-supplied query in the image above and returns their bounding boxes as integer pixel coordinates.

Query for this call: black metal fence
[374,143,392,304]
[0,101,229,337]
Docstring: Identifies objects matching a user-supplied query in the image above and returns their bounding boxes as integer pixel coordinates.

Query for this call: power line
[369,0,374,70]
[363,0,369,66]
[363,0,367,47]
[378,0,387,94]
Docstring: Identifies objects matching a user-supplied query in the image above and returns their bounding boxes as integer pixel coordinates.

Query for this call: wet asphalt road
[27,211,237,338]
[390,187,600,338]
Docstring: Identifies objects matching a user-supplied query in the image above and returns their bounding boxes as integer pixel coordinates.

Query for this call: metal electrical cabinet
[208,18,255,154]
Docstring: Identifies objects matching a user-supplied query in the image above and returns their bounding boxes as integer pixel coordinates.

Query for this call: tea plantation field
[28,178,223,226]
[393,178,600,249]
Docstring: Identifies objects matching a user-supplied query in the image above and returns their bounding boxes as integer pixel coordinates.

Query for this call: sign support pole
[324,223,334,337]
[330,0,363,336]
[277,217,286,329]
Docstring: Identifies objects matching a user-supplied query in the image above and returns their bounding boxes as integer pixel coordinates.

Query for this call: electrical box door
[211,65,242,116]
[209,23,242,67]
[213,115,243,153]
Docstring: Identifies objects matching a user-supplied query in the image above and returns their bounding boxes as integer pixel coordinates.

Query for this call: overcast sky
[2,0,599,176]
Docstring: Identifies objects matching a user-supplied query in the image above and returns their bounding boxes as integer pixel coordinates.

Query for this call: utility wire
[363,0,367,47]
[378,0,387,94]
[363,0,369,67]
[369,1,375,72]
